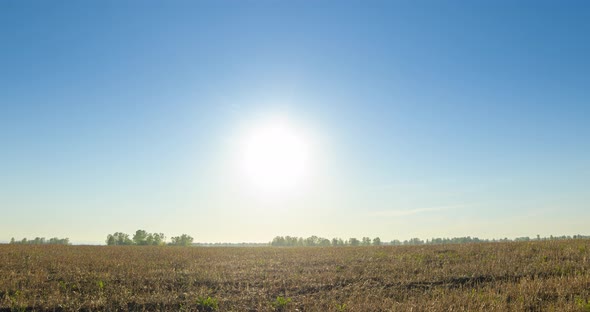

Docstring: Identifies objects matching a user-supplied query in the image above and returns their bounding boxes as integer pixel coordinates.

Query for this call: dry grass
[2,240,590,311]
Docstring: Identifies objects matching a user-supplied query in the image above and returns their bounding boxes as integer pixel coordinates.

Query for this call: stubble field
[2,240,590,311]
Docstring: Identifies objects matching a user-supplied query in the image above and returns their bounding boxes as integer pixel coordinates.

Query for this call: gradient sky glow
[1,1,589,244]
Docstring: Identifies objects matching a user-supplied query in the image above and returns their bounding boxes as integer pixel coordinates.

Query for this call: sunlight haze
[236,116,312,197]
[1,1,589,244]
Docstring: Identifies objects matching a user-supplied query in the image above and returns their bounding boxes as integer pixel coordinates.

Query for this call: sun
[237,117,310,196]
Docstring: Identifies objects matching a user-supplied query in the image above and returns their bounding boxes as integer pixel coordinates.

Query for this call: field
[2,240,590,311]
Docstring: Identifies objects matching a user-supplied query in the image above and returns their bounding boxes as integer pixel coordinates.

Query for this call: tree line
[271,234,590,247]
[391,234,590,245]
[9,237,70,245]
[106,230,194,246]
[271,235,382,247]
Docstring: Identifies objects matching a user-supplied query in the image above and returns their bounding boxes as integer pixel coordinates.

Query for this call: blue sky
[1,1,589,243]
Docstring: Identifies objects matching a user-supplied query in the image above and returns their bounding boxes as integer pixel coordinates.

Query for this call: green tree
[362,237,371,246]
[372,237,381,246]
[107,231,165,246]
[31,237,46,244]
[305,235,320,246]
[285,236,298,246]
[106,234,116,245]
[170,234,194,246]
[112,232,133,245]
[133,229,149,245]
[271,236,286,246]
[349,238,360,246]
[152,233,166,245]
[407,238,424,245]
[145,233,154,245]
[48,237,69,245]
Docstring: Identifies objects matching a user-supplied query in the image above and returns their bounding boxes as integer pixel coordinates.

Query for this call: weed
[58,280,67,291]
[575,297,590,312]
[7,290,25,312]
[272,296,292,311]
[195,296,218,311]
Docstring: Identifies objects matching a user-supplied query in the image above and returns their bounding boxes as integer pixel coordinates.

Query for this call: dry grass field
[2,240,590,311]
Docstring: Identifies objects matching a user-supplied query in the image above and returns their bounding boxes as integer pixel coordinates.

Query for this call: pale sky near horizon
[1,1,589,244]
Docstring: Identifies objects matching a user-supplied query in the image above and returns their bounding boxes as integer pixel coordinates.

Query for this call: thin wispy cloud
[369,204,471,217]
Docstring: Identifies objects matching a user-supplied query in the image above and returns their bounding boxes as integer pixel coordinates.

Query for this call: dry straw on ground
[1,240,590,311]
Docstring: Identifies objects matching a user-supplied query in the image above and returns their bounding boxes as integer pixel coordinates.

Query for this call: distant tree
[271,236,286,246]
[141,232,164,245]
[305,236,320,246]
[152,233,166,245]
[133,229,149,245]
[112,232,133,245]
[32,237,46,245]
[106,234,116,245]
[362,237,371,246]
[285,236,299,246]
[349,238,360,246]
[170,234,194,246]
[372,237,381,246]
[10,237,68,245]
[48,237,69,245]
[390,239,401,246]
[407,238,424,245]
[107,231,165,246]
[269,235,340,247]
[145,233,154,245]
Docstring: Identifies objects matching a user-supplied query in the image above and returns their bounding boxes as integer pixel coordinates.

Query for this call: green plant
[575,297,590,312]
[272,296,292,311]
[336,303,347,311]
[196,296,218,311]
[8,290,26,312]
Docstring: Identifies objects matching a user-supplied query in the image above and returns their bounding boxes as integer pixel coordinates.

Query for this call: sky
[1,1,589,244]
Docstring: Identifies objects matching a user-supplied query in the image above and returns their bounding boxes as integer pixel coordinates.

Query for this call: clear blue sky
[1,1,589,244]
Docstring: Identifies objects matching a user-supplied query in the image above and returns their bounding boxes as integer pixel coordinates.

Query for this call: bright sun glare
[238,117,310,196]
